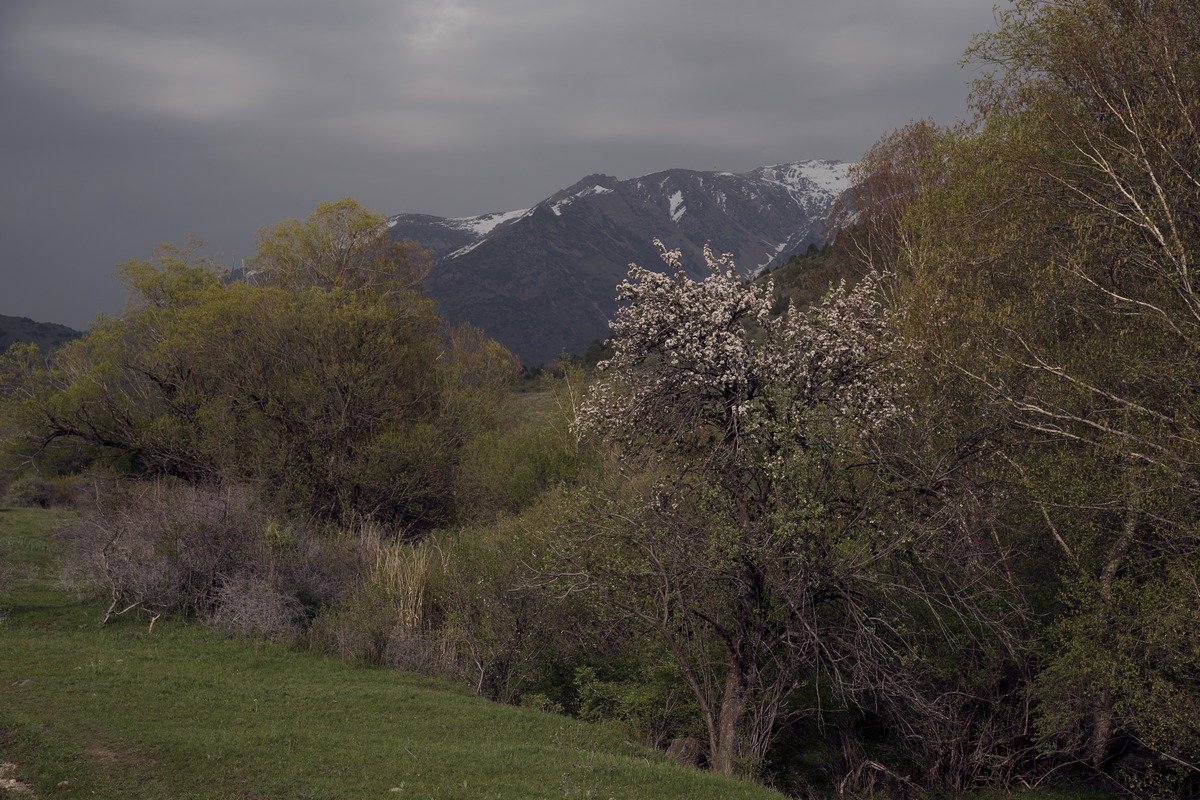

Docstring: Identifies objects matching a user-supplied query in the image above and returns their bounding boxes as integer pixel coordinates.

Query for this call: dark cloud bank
[0,0,997,329]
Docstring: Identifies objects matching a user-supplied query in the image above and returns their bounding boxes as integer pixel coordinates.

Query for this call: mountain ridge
[389,159,853,365]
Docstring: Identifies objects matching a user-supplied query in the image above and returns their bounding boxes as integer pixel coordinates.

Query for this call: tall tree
[251,198,433,296]
[557,241,1000,777]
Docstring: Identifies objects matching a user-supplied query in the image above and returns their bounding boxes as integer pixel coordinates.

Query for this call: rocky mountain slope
[388,160,852,366]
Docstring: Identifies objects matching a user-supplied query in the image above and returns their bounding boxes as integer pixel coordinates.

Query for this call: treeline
[2,1,1199,796]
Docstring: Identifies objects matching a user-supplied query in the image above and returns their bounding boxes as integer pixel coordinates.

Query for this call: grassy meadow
[0,505,781,800]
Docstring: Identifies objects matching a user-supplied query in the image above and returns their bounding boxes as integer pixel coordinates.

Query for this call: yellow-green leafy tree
[3,202,518,530]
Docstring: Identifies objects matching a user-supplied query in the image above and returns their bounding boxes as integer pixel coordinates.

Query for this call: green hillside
[758,242,860,311]
[0,506,780,800]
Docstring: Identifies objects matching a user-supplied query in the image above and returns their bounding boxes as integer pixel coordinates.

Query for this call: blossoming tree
[567,240,907,775]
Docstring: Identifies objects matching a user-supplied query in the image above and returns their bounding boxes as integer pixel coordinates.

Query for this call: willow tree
[3,202,518,529]
[251,197,433,295]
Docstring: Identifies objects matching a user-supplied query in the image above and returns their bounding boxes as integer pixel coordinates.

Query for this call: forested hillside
[0,314,80,352]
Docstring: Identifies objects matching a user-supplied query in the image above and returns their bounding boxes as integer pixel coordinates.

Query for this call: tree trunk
[1090,689,1115,771]
[1090,470,1139,770]
[710,660,746,775]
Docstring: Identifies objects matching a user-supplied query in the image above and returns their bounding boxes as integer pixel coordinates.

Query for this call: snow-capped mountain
[388,159,853,366]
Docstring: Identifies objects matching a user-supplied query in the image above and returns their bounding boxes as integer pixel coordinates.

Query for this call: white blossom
[576,239,905,456]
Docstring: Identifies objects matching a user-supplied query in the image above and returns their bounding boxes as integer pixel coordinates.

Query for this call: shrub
[208,573,304,642]
[384,628,455,675]
[433,503,593,703]
[62,480,269,621]
[453,415,588,524]
[264,518,364,615]
[306,595,389,663]
[519,693,565,715]
[306,530,454,677]
[573,657,701,750]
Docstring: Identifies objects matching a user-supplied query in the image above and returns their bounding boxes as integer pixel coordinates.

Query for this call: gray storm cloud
[0,0,997,329]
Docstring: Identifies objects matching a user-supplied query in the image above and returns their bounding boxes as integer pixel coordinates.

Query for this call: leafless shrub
[208,573,304,642]
[266,517,365,612]
[61,479,269,623]
[306,594,390,662]
[383,627,458,677]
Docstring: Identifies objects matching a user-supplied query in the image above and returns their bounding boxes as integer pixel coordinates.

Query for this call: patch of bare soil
[85,743,154,768]
[0,761,34,795]
[85,745,120,764]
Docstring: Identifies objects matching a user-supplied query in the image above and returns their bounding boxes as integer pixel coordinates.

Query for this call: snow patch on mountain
[386,158,856,364]
[669,190,686,222]
[754,160,854,209]
[756,240,791,269]
[551,185,614,216]
[798,160,855,196]
[450,207,531,236]
[447,239,485,259]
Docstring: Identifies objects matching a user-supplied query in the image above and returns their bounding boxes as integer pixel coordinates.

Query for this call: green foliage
[250,197,433,295]
[762,242,860,312]
[434,508,585,703]
[5,6,1196,793]
[1034,562,1200,788]
[454,387,594,523]
[573,655,701,750]
[872,1,1200,791]
[2,202,519,528]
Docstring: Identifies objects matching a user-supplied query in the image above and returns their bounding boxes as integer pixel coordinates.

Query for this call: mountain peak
[750,160,854,204]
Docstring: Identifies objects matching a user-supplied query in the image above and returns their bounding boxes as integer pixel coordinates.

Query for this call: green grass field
[0,505,781,800]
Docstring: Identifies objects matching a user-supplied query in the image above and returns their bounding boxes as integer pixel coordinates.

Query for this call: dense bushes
[56,476,601,710]
[306,532,447,670]
[209,573,305,642]
[847,1,1200,794]
[63,481,267,621]
[453,412,590,523]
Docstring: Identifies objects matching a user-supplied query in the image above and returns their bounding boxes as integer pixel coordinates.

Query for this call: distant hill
[0,314,82,351]
[389,160,853,366]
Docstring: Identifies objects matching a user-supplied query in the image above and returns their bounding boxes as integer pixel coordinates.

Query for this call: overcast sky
[0,0,998,329]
